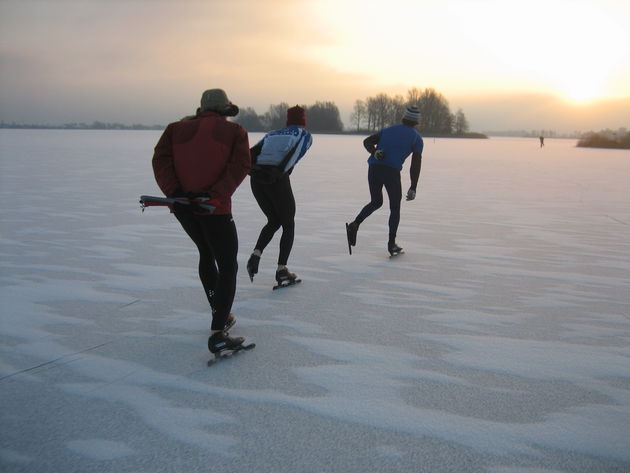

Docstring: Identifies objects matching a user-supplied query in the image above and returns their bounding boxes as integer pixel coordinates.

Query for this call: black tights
[251,173,296,266]
[175,212,238,331]
[356,164,402,241]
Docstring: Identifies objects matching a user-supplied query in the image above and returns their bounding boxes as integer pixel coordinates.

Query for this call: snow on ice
[1,129,629,472]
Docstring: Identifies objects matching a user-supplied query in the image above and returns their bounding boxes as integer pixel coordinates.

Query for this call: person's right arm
[249,140,264,165]
[152,124,181,197]
[363,134,379,154]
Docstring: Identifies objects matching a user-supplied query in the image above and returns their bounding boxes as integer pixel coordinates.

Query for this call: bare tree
[234,107,264,131]
[370,93,391,130]
[350,99,367,132]
[388,94,406,126]
[262,102,289,130]
[417,88,452,134]
[366,96,378,132]
[306,101,343,132]
[454,108,469,135]
[406,87,422,107]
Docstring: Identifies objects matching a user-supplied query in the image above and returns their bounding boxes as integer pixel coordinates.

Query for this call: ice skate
[208,330,245,354]
[388,241,404,257]
[346,221,358,255]
[273,267,301,290]
[207,331,255,364]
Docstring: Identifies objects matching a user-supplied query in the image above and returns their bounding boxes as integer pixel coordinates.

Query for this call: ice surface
[1,130,629,472]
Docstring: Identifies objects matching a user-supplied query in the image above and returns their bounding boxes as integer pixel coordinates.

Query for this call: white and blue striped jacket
[251,125,313,173]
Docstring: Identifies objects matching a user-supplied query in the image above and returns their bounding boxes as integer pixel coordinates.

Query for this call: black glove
[406,188,416,201]
[171,188,192,213]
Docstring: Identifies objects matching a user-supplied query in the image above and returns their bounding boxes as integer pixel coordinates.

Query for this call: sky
[1,0,629,132]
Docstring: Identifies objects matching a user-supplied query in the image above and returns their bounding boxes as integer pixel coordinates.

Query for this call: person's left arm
[406,152,422,200]
[406,135,424,201]
[294,130,313,163]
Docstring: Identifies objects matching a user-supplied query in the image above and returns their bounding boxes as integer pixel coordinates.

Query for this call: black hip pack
[249,164,286,184]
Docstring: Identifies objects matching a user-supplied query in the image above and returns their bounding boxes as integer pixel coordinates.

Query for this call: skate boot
[273,267,301,290]
[388,241,404,257]
[246,253,260,282]
[208,330,245,355]
[224,313,236,332]
[346,221,359,254]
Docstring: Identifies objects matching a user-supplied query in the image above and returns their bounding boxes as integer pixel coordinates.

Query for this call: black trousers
[357,164,402,240]
[250,173,296,266]
[175,211,238,331]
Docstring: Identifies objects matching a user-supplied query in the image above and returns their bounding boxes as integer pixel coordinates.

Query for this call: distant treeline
[577,128,630,149]
[349,88,473,136]
[0,121,163,130]
[234,88,486,138]
[236,101,344,134]
[486,129,583,139]
[0,88,482,137]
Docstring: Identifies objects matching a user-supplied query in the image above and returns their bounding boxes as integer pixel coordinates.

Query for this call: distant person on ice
[152,88,251,355]
[346,105,424,256]
[539,136,545,147]
[246,105,313,289]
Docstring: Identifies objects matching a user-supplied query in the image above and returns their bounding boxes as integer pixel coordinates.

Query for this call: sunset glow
[306,0,629,103]
[0,0,628,130]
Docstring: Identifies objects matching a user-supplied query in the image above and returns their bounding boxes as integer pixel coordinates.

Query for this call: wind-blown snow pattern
[1,130,629,472]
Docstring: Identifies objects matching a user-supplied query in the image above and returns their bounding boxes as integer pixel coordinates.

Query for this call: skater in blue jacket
[346,105,424,256]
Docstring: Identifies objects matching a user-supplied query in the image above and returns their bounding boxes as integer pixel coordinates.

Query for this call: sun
[558,75,606,103]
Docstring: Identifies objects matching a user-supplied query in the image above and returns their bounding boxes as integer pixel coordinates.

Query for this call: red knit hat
[286,105,306,127]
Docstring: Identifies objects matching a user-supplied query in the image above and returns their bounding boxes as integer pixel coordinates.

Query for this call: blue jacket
[367,124,423,171]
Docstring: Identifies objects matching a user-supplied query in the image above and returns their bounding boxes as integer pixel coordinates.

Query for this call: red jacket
[152,111,251,215]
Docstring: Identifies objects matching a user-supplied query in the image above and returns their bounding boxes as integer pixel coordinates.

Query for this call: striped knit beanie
[403,106,421,123]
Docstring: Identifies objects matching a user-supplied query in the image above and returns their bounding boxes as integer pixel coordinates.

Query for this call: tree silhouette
[305,101,343,132]
[454,108,469,135]
[350,99,367,132]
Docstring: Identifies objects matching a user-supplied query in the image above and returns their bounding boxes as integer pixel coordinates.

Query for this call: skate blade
[345,223,353,255]
[208,343,255,365]
[389,250,404,258]
[272,279,302,291]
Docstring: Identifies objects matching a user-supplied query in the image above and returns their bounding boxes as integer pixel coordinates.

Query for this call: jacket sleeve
[363,133,380,154]
[249,140,264,166]
[208,126,251,200]
[409,152,422,190]
[152,124,181,197]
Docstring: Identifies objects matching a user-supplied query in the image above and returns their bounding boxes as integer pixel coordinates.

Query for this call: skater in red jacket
[152,88,251,355]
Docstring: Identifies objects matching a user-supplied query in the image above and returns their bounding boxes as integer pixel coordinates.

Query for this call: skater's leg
[199,214,239,332]
[347,165,386,249]
[356,165,385,222]
[383,167,402,241]
[251,179,281,253]
[274,175,296,266]
[175,211,219,307]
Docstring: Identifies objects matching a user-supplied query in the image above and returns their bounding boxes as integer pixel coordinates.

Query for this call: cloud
[1,0,628,130]
[452,93,630,132]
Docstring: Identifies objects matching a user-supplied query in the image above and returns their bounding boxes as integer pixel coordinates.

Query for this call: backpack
[249,134,301,184]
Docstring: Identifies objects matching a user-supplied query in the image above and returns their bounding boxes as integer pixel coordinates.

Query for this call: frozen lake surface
[1,129,629,472]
